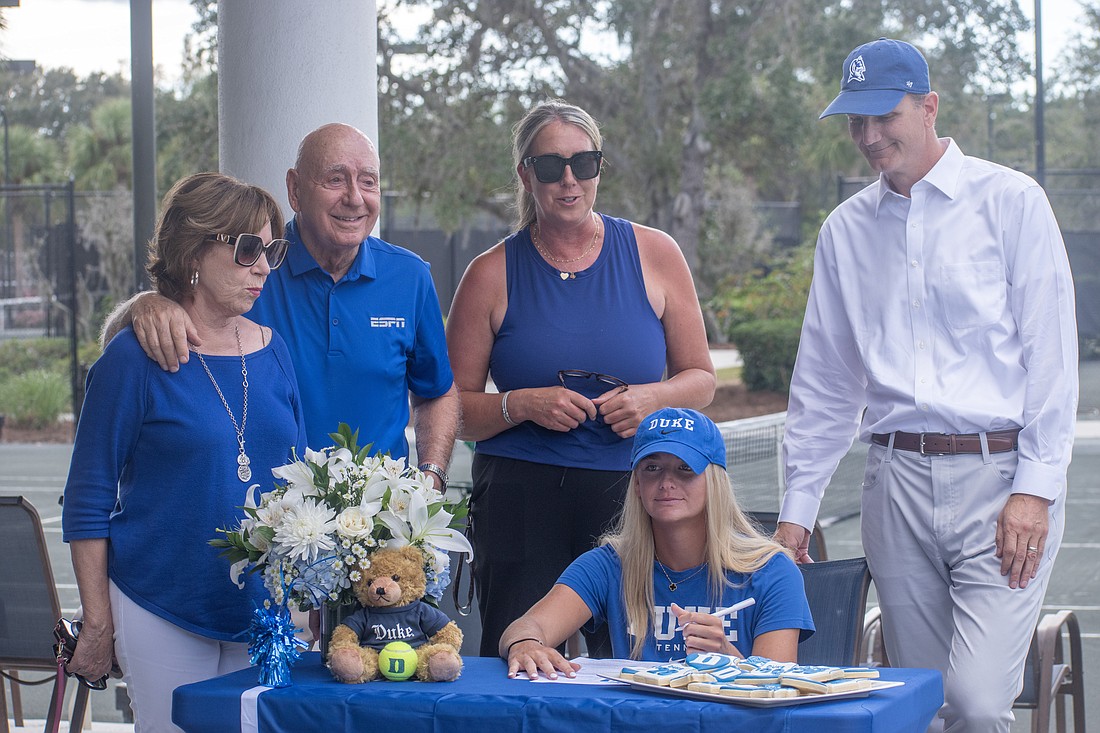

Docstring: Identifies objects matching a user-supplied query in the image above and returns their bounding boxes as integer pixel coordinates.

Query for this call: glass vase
[318,602,358,659]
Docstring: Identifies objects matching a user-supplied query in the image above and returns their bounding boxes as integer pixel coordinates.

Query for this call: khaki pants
[860,440,1063,733]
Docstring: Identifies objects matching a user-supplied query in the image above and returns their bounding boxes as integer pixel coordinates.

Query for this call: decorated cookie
[685,652,742,671]
[839,666,881,679]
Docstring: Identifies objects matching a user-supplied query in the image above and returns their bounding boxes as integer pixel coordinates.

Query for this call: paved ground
[4,353,1097,730]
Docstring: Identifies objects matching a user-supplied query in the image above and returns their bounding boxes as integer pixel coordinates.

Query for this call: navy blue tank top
[478,214,667,470]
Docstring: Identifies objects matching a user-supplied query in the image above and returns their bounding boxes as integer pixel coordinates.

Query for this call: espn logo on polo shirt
[370,316,406,328]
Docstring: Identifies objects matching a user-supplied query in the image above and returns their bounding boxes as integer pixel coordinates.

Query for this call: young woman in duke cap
[500,408,813,679]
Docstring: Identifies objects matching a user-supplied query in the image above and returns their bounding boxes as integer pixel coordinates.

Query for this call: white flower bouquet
[212,424,472,610]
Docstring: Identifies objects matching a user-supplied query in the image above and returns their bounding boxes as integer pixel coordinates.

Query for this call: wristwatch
[418,462,449,491]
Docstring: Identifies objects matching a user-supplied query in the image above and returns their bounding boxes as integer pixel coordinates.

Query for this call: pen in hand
[674,597,756,632]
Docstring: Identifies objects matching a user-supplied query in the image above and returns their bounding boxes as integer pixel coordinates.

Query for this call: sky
[0,0,1091,89]
[3,0,199,86]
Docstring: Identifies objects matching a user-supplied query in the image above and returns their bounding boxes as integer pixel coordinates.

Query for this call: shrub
[0,338,70,383]
[0,369,72,429]
[709,242,813,393]
[728,319,802,394]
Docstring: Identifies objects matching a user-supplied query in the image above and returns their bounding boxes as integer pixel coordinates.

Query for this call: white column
[217,0,378,220]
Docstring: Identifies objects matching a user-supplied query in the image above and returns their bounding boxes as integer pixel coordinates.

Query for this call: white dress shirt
[780,139,1078,531]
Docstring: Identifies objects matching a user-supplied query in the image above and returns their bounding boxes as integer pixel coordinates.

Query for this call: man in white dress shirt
[776,38,1077,732]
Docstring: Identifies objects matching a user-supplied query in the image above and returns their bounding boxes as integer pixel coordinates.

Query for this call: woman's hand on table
[672,603,737,656]
[512,387,597,432]
[506,639,581,681]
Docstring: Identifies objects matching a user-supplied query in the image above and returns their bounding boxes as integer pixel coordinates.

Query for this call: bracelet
[501,390,518,426]
[418,462,449,490]
[506,637,543,654]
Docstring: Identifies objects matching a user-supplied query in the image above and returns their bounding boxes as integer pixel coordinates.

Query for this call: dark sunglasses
[54,617,110,690]
[557,369,628,393]
[522,151,603,183]
[209,233,290,269]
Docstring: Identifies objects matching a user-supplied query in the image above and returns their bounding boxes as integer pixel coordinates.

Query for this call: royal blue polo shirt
[249,217,454,456]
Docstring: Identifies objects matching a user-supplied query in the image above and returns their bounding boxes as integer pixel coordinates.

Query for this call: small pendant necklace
[193,324,251,482]
[531,213,601,280]
[655,556,707,592]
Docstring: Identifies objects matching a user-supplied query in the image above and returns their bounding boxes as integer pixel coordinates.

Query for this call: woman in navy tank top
[446,100,716,657]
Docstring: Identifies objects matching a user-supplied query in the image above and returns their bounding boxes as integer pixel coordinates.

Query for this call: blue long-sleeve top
[62,326,307,641]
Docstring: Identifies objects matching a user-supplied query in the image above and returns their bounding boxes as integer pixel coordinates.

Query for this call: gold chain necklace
[531,213,601,281]
[655,556,707,592]
[192,324,251,482]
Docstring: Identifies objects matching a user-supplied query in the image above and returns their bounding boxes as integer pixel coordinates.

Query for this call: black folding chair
[0,495,89,733]
[797,557,871,667]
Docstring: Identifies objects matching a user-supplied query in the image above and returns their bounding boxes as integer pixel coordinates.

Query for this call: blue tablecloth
[174,653,943,733]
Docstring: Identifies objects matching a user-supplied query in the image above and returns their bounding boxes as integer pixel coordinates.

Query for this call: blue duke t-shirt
[340,602,452,650]
[559,545,814,660]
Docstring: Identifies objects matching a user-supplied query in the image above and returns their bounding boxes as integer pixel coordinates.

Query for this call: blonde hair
[511,99,603,230]
[147,172,284,302]
[602,464,792,659]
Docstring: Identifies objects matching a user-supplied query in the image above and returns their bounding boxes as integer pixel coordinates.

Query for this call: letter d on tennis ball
[379,641,418,680]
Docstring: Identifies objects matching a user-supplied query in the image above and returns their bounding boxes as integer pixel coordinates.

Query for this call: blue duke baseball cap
[819,38,931,119]
[631,407,726,474]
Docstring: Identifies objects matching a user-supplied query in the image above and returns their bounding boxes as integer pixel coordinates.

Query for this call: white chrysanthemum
[272,501,337,563]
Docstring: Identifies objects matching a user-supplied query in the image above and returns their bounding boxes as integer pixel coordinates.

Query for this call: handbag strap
[451,526,475,616]
[46,662,67,733]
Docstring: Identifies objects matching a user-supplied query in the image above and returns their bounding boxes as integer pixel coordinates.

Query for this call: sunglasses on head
[208,233,290,269]
[522,151,603,183]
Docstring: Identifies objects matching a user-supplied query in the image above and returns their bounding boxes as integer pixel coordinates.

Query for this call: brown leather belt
[871,428,1020,456]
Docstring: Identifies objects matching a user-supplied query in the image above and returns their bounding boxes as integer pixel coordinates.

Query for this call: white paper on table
[509,656,635,685]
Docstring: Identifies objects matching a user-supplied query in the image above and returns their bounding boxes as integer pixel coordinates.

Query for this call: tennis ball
[378,641,418,681]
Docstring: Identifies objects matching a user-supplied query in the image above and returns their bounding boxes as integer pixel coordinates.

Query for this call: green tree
[67,98,133,190]
[5,124,65,183]
[156,70,219,192]
[377,0,1029,298]
[0,67,130,142]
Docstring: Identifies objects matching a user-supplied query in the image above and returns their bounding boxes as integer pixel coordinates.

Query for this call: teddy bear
[326,545,464,683]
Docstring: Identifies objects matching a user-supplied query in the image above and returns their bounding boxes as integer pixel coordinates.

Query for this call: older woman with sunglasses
[446,99,715,657]
[62,172,306,732]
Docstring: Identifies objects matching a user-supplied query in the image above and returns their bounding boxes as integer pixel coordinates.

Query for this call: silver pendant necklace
[193,324,251,482]
[655,556,706,592]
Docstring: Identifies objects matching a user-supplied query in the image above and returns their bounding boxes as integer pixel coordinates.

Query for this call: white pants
[110,581,251,733]
[860,441,1063,733]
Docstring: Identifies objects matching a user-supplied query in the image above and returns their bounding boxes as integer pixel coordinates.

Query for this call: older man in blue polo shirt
[104,124,458,491]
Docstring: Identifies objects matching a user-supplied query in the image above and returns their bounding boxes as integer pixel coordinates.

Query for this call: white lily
[378,491,473,558]
[271,459,316,493]
[229,558,249,589]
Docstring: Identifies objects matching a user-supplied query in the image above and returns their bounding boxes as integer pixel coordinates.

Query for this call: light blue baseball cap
[630,408,726,474]
[820,38,931,119]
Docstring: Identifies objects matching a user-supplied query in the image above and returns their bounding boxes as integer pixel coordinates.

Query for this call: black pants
[469,453,629,657]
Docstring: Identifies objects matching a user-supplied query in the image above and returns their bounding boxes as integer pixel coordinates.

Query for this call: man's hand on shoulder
[130,293,199,372]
